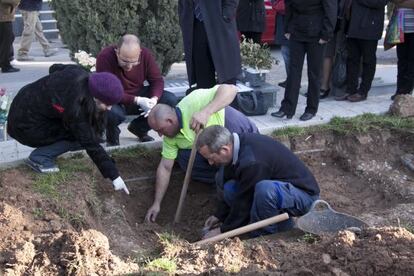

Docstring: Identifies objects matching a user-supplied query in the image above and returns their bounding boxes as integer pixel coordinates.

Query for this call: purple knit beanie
[88,72,123,105]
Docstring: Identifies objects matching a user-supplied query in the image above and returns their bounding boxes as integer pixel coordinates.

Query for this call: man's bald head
[148,104,180,138]
[115,34,141,71]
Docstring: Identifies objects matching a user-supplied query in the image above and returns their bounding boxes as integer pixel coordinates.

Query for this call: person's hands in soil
[112,177,130,195]
[190,110,209,133]
[204,215,220,229]
[145,203,160,223]
[203,227,221,239]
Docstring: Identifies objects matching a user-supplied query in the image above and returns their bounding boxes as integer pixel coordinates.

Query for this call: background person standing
[236,0,266,44]
[178,0,241,91]
[17,0,58,61]
[0,0,20,73]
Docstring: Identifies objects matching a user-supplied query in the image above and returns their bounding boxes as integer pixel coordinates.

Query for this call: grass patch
[32,208,45,219]
[57,206,86,228]
[32,158,92,199]
[145,257,177,273]
[273,114,414,138]
[110,145,157,159]
[299,233,319,244]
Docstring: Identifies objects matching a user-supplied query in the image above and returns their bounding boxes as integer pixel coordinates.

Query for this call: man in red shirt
[96,34,177,145]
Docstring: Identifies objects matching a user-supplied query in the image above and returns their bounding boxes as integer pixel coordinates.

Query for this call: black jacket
[215,133,320,232]
[346,0,388,40]
[7,65,119,180]
[237,0,266,33]
[285,0,337,42]
[178,0,241,85]
[18,0,43,11]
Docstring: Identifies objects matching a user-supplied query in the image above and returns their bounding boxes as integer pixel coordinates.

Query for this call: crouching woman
[7,64,129,194]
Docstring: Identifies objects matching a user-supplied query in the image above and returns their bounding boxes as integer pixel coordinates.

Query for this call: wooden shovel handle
[194,213,289,245]
[174,132,200,223]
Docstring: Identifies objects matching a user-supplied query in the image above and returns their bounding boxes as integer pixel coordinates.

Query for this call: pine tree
[50,0,183,75]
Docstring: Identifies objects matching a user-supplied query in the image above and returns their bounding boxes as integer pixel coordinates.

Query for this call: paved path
[0,38,398,167]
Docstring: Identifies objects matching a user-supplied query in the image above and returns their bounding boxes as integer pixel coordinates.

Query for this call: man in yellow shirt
[145,84,258,222]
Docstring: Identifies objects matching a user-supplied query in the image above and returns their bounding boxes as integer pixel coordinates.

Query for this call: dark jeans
[280,39,325,116]
[29,140,82,167]
[223,179,318,237]
[0,22,14,68]
[176,106,258,183]
[106,88,177,144]
[396,33,414,95]
[346,38,378,96]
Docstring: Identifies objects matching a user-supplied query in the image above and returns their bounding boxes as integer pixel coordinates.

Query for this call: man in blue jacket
[196,125,320,238]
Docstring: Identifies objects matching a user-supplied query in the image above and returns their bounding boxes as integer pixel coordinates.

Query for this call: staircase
[12,0,59,40]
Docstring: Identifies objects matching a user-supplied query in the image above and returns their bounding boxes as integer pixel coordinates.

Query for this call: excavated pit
[0,127,413,275]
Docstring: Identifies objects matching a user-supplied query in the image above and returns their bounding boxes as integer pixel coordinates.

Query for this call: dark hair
[62,75,106,140]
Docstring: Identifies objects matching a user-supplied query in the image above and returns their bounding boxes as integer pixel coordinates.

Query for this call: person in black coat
[272,0,337,121]
[336,0,388,102]
[178,0,241,91]
[7,65,130,194]
[236,0,266,44]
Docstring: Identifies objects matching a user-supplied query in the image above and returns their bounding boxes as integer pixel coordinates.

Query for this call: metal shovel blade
[297,200,368,235]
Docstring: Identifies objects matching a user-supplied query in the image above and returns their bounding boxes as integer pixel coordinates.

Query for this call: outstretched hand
[145,203,160,223]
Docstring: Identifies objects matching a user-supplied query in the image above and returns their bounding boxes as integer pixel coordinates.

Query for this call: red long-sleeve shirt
[96,45,164,105]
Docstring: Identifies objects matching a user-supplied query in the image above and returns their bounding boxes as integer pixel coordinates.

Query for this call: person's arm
[357,0,389,9]
[220,163,272,232]
[190,84,237,132]
[144,49,164,100]
[145,157,175,222]
[320,0,338,42]
[222,0,239,21]
[284,0,293,36]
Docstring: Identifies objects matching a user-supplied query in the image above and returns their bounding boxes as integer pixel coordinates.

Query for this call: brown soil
[0,128,413,275]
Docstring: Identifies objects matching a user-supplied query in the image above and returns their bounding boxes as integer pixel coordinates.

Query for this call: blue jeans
[223,179,318,237]
[29,140,82,167]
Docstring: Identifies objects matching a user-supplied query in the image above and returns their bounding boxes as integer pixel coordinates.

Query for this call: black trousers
[106,88,178,144]
[346,38,378,96]
[241,31,262,44]
[0,22,14,68]
[280,39,325,116]
[396,33,414,95]
[192,19,217,88]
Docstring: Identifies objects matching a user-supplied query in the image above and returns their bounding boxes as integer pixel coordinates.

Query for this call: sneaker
[25,158,60,173]
[44,48,58,57]
[17,54,34,61]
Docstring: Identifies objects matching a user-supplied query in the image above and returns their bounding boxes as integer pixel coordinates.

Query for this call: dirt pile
[170,227,414,275]
[0,202,138,275]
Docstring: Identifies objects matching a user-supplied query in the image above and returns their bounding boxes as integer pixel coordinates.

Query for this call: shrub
[50,0,183,75]
[240,36,276,71]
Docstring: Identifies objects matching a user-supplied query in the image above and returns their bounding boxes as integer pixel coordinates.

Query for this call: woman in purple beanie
[7,64,130,194]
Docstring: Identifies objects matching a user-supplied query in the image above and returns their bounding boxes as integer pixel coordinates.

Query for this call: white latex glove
[135,96,157,110]
[112,176,130,195]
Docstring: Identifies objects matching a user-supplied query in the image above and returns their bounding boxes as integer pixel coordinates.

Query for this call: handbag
[235,90,268,116]
[332,48,347,88]
[384,6,405,51]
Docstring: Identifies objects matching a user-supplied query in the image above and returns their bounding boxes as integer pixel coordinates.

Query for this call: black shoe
[271,110,293,119]
[334,93,351,101]
[320,88,330,99]
[299,112,314,121]
[138,134,154,142]
[1,66,20,73]
[278,80,287,88]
